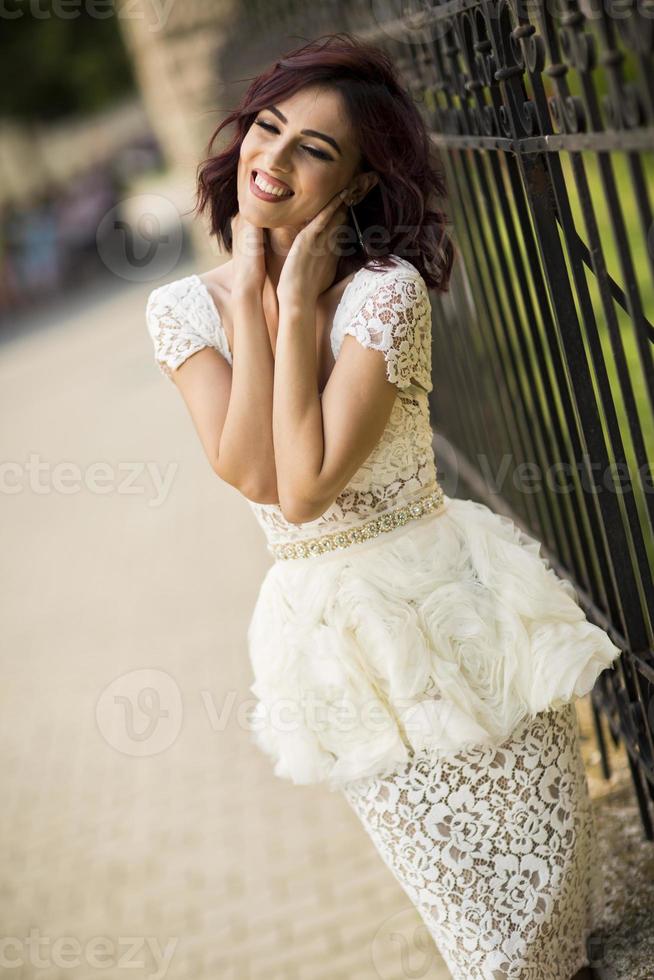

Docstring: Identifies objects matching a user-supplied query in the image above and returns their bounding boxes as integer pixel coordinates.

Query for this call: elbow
[244,482,280,505]
[211,453,235,485]
[278,491,327,525]
[212,457,278,505]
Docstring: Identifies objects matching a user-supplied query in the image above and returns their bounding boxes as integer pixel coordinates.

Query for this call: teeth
[254,172,292,197]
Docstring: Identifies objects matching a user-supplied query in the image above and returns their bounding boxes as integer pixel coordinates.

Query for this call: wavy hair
[195,32,455,292]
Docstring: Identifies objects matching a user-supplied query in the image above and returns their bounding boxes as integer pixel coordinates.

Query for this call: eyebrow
[264,105,342,156]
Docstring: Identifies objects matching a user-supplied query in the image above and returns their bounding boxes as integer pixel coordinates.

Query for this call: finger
[327,202,349,226]
[309,190,349,232]
[321,209,347,237]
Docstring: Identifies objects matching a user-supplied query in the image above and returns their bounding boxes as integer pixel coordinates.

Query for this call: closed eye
[254,120,333,161]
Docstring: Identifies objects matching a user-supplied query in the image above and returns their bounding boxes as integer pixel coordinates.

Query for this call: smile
[250,169,294,201]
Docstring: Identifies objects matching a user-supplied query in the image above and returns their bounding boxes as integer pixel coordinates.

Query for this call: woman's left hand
[276,189,349,306]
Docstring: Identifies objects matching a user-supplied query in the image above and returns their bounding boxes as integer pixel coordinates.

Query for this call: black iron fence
[217,0,654,837]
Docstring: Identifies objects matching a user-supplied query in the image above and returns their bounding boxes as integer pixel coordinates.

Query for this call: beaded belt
[269,483,446,560]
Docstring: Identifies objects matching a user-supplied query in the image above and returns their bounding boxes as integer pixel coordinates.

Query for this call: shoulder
[145,272,222,341]
[335,254,433,393]
[379,255,429,296]
[145,270,225,351]
[341,254,431,325]
[145,273,203,316]
[145,270,233,375]
[364,254,426,281]
[350,254,430,306]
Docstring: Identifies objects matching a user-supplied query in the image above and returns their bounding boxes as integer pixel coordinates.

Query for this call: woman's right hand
[230,211,267,296]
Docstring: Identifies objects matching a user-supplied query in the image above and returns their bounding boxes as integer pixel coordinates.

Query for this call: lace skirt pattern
[342,701,605,980]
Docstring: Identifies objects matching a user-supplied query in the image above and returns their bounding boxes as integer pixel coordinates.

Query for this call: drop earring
[349,202,367,255]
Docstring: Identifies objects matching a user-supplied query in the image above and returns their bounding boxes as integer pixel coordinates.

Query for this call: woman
[146,33,620,980]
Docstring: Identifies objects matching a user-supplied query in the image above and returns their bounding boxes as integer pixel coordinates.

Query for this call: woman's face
[237,85,368,230]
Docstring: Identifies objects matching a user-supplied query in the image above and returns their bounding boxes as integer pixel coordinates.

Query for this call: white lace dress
[146,254,622,978]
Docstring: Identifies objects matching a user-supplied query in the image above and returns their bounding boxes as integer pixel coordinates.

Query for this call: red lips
[252,169,293,195]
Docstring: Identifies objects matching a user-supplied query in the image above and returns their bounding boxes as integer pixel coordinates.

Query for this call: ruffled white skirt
[246,494,622,792]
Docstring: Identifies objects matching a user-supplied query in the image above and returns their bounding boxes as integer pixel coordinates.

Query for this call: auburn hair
[195,32,455,292]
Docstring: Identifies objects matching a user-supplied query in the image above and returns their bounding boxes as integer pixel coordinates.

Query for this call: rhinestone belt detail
[270,484,446,561]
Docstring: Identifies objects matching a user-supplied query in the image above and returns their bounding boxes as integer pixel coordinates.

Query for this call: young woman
[146,32,620,980]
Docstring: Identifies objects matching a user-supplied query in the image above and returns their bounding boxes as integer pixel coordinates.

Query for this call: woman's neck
[264,225,300,292]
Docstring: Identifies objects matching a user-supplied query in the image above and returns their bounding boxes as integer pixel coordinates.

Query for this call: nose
[264,140,293,174]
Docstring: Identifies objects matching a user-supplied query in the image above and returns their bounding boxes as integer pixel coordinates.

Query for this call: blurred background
[0,0,208,321]
[2,1,653,978]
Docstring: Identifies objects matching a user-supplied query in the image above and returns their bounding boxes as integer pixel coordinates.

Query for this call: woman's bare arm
[272,293,397,524]
[271,261,432,526]
[169,286,279,504]
[213,286,278,500]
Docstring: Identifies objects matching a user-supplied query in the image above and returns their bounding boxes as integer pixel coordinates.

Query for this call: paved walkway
[1,262,649,980]
[0,265,452,980]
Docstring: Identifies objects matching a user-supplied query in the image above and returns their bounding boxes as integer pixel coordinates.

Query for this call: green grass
[440,142,654,572]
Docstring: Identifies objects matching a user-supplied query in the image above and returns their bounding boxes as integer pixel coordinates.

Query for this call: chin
[244,210,268,227]
[238,193,310,231]
[236,199,265,224]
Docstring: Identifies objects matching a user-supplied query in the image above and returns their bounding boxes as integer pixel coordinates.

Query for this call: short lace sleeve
[336,270,433,393]
[145,275,232,381]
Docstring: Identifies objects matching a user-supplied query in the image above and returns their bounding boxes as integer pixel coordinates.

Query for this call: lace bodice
[145,254,438,550]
